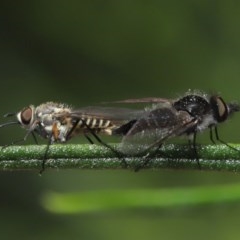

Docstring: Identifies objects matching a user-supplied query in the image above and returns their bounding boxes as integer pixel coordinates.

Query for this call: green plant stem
[0,143,240,171]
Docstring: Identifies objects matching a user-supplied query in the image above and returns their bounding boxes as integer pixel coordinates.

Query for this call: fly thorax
[36,103,71,126]
[42,124,55,138]
[196,114,216,132]
[37,112,55,126]
[49,121,69,143]
[58,124,69,142]
[173,95,210,117]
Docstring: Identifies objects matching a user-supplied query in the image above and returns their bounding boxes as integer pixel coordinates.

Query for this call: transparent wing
[117,107,196,155]
[52,106,145,136]
[110,97,173,104]
[71,107,144,121]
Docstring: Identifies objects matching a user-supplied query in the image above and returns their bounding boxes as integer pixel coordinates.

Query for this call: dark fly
[112,91,240,168]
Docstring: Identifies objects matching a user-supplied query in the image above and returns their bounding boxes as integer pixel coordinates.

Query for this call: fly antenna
[228,102,240,115]
[0,121,19,128]
[4,112,16,117]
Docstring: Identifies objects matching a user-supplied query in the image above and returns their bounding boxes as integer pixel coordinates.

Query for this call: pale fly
[0,102,143,172]
[112,91,240,168]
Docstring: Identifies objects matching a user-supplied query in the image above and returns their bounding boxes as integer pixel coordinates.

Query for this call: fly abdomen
[96,119,114,129]
[101,120,112,128]
[113,120,137,135]
[126,119,146,136]
[85,118,91,126]
[74,117,114,130]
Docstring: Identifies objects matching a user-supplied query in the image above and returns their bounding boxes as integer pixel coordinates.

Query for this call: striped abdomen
[67,116,116,137]
[76,117,114,129]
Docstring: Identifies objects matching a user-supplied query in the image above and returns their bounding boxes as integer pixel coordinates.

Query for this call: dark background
[1,1,240,239]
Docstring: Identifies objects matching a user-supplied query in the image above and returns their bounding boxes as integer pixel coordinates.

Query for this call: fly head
[16,106,35,129]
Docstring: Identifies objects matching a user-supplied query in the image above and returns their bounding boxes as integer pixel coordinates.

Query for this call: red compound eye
[20,107,32,125]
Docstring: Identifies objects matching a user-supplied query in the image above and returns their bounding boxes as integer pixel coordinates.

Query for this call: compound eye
[20,107,33,125]
[210,96,228,122]
[216,97,227,118]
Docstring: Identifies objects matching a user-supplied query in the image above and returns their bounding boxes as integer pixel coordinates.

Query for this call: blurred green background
[1,1,240,239]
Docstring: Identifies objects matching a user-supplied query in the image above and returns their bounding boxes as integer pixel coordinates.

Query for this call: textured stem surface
[0,143,240,171]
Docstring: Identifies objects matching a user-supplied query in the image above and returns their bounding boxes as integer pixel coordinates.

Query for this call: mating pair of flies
[1,90,239,173]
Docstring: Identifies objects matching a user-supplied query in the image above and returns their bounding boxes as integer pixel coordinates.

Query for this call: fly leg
[209,126,216,144]
[189,132,201,169]
[31,132,39,144]
[66,119,95,144]
[80,118,128,168]
[39,137,52,175]
[1,130,36,149]
[84,133,94,144]
[213,126,240,152]
[134,143,163,172]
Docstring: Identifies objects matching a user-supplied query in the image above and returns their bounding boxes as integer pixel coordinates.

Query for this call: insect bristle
[4,112,16,118]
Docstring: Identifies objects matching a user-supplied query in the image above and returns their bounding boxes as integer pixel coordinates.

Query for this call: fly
[112,91,240,169]
[0,102,143,173]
